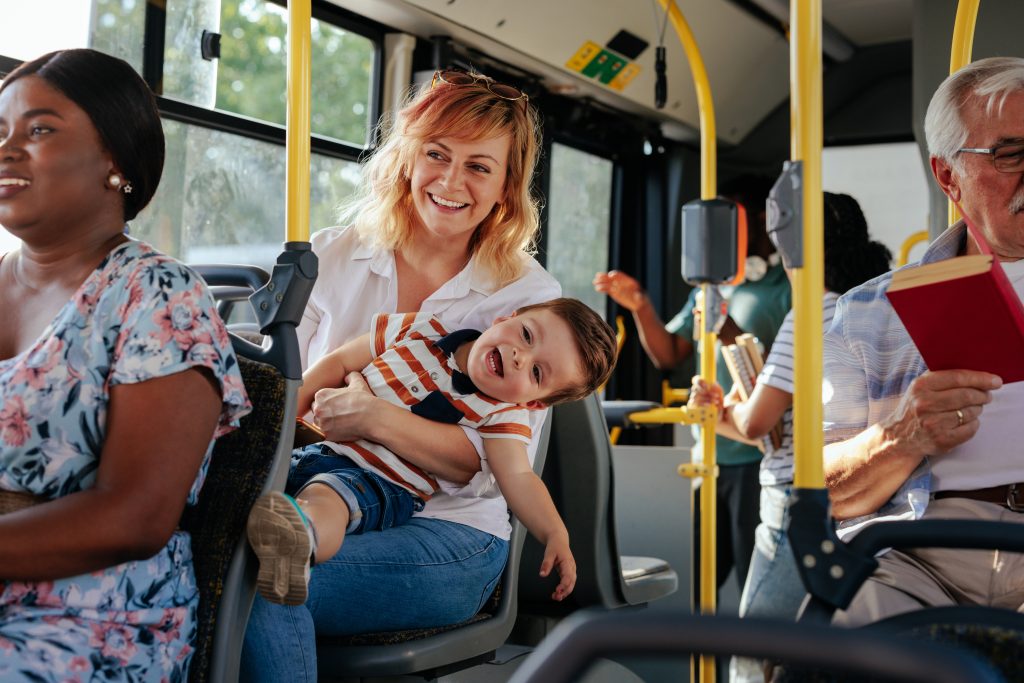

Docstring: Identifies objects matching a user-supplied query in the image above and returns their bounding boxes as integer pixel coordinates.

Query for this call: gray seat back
[186,253,313,683]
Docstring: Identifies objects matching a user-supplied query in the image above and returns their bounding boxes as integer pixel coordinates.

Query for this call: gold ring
[956,408,965,427]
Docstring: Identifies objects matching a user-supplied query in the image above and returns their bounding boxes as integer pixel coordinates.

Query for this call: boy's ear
[525,399,547,410]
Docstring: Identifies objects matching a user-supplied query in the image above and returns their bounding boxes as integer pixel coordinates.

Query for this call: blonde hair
[340,74,542,286]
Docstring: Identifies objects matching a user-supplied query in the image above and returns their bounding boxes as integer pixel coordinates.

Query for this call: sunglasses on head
[430,69,528,108]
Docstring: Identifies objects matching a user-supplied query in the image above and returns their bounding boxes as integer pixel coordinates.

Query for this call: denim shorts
[286,444,424,534]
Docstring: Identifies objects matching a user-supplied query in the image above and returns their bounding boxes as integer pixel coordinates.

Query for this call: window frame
[0,2,384,164]
[141,0,385,164]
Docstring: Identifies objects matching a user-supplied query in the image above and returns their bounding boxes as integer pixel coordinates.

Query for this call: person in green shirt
[593,175,791,590]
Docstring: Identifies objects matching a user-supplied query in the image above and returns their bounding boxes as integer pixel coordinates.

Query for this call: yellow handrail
[947,0,980,226]
[286,0,312,242]
[662,379,689,406]
[656,4,718,680]
[897,230,930,267]
[790,0,825,490]
[658,0,716,201]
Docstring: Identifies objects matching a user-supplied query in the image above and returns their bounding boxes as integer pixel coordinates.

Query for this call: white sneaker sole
[247,492,311,606]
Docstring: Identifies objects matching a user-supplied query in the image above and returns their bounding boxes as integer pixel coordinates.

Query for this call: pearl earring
[108,173,133,194]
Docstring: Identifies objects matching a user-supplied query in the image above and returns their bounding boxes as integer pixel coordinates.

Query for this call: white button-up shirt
[297,226,561,538]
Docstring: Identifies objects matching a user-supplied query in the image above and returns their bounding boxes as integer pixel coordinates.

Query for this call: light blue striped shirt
[823,221,966,539]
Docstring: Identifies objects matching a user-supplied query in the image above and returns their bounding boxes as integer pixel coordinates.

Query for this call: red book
[886,220,1024,383]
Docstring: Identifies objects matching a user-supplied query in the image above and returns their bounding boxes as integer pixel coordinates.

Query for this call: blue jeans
[287,445,423,534]
[239,517,509,683]
[730,484,806,683]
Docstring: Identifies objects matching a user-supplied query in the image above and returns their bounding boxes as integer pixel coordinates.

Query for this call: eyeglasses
[957,140,1024,173]
[430,69,528,108]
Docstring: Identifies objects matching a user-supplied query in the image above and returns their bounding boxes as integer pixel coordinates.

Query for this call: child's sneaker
[247,491,317,605]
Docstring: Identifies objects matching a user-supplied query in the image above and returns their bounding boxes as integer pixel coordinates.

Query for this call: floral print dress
[0,240,251,683]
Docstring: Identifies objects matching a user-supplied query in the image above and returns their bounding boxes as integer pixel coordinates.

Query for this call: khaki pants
[833,497,1024,627]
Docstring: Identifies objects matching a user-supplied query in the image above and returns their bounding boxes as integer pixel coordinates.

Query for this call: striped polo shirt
[322,312,532,500]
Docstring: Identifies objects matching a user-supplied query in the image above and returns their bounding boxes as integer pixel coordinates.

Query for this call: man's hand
[312,372,379,442]
[593,271,647,312]
[880,369,1001,457]
[539,531,576,601]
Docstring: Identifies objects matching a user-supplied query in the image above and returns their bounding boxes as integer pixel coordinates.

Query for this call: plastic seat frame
[186,243,316,683]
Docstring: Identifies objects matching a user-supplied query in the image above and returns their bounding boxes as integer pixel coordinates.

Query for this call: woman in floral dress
[0,49,251,682]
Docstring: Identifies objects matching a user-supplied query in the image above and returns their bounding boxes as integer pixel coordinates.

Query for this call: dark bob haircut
[1,49,164,222]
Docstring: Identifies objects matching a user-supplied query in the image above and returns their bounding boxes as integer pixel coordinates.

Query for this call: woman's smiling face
[408,134,510,246]
[0,75,114,237]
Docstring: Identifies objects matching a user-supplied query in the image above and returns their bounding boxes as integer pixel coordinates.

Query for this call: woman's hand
[593,271,647,312]
[688,375,724,418]
[311,372,382,442]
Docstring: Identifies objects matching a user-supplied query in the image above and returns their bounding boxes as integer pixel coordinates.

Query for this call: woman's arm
[594,271,692,369]
[312,372,480,483]
[728,382,791,440]
[0,368,222,580]
[687,377,761,447]
[632,297,694,369]
[298,333,373,415]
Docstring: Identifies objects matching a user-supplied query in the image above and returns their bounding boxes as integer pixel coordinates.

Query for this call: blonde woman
[242,71,560,681]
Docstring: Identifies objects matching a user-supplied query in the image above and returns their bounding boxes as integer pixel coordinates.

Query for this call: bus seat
[505,610,1002,683]
[181,353,290,683]
[184,253,313,683]
[517,394,677,621]
[777,508,1024,683]
[314,412,552,680]
[863,607,1024,683]
[773,606,1024,682]
[600,400,663,430]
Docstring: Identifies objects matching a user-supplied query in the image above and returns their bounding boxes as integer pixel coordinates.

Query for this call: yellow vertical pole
[657,3,717,681]
[790,0,825,490]
[286,0,312,242]
[947,0,980,226]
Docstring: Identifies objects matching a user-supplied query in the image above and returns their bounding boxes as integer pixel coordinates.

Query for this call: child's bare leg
[295,482,350,563]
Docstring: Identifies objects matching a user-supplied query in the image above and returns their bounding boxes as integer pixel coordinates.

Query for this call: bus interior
[2,1,1024,681]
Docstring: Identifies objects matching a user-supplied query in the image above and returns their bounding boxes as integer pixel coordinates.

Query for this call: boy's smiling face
[460,309,585,408]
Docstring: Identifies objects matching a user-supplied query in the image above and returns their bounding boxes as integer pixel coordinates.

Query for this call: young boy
[247,298,617,606]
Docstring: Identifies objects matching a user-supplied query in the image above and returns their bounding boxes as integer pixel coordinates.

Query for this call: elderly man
[822,56,1024,626]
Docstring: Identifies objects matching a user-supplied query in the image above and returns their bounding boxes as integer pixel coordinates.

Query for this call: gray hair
[924,56,1024,171]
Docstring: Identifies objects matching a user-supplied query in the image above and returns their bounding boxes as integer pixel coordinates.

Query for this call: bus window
[130,122,360,272]
[546,142,613,315]
[1,1,102,63]
[823,141,931,265]
[210,0,376,147]
[1,0,377,270]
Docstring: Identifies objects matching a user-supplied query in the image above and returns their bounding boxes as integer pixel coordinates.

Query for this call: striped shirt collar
[434,328,483,395]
